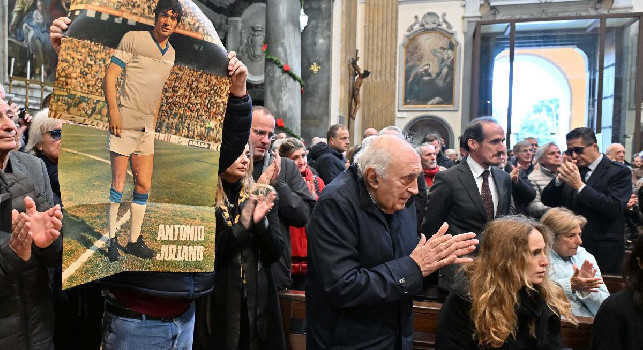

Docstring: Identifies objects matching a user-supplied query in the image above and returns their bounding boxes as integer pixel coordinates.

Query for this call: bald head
[363,127,378,139]
[356,135,421,214]
[606,143,625,163]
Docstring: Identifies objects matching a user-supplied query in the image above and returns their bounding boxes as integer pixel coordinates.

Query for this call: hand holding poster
[50,0,231,289]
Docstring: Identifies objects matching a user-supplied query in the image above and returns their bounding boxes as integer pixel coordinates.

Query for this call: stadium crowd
[0,9,642,350]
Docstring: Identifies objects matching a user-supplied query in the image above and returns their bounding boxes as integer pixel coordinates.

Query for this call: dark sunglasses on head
[45,129,62,140]
[564,146,585,156]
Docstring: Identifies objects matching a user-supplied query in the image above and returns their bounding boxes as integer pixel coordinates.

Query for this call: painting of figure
[400,30,458,110]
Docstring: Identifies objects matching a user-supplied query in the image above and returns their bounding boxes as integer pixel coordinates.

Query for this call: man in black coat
[309,124,350,184]
[542,127,631,273]
[306,135,478,350]
[422,117,512,300]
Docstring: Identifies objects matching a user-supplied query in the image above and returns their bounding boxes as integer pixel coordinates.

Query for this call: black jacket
[436,276,562,350]
[306,166,423,350]
[0,157,59,350]
[541,155,631,273]
[101,94,252,298]
[309,142,346,185]
[194,180,286,350]
[422,160,512,295]
[252,154,315,290]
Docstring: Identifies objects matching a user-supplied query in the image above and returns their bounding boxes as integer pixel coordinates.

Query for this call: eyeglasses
[564,146,586,156]
[251,128,275,141]
[519,148,534,154]
[44,129,62,140]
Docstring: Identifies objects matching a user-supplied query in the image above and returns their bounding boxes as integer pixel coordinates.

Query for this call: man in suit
[542,127,631,273]
[422,117,512,299]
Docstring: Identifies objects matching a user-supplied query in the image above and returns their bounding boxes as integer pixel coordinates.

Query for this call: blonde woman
[25,108,63,205]
[436,216,576,350]
[541,207,609,317]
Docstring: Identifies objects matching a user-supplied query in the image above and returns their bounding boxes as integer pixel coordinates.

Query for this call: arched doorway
[404,114,454,147]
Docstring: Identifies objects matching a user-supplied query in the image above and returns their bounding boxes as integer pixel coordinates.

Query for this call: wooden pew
[602,274,625,294]
[279,290,306,350]
[278,291,594,350]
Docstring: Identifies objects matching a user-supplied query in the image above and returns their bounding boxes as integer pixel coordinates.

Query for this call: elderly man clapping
[306,135,478,350]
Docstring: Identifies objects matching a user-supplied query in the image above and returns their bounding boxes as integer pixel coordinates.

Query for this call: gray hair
[25,108,61,154]
[271,138,285,152]
[512,140,532,154]
[534,142,558,164]
[444,148,457,157]
[415,143,436,156]
[355,135,413,179]
[378,125,404,137]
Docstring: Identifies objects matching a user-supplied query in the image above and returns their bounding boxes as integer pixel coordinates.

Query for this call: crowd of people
[1,10,643,350]
[157,64,228,144]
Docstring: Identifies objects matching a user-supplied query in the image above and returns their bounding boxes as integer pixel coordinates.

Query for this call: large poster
[50,0,230,289]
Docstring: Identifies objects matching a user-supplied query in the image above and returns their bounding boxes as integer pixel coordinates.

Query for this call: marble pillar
[265,0,302,135]
[362,0,398,130]
[301,0,332,143]
[1,2,7,85]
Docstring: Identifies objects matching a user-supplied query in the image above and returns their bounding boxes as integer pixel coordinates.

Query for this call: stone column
[1,1,7,85]
[265,0,302,135]
[301,0,332,143]
[362,0,398,130]
[338,0,357,128]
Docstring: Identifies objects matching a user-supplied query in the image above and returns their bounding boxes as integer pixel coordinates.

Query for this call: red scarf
[301,166,325,200]
[423,167,440,187]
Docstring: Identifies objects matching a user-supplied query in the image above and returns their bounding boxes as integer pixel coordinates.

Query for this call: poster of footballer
[50,0,230,289]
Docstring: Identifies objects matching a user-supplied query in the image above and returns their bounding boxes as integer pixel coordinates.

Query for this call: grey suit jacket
[422,159,512,293]
[8,151,54,210]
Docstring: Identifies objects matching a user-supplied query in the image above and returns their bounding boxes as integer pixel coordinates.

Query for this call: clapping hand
[9,197,63,261]
[510,164,522,184]
[410,223,479,277]
[557,157,584,190]
[571,260,603,293]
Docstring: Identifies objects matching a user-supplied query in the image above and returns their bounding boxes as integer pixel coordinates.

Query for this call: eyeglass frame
[43,129,62,140]
[564,145,588,156]
[251,127,275,141]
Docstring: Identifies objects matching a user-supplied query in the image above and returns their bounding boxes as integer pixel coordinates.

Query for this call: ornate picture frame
[399,12,459,111]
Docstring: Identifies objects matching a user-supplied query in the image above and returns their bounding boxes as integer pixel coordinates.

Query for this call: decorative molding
[405,12,454,39]
[481,0,613,19]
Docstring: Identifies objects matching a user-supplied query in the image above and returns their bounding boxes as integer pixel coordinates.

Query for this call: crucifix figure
[349,53,370,121]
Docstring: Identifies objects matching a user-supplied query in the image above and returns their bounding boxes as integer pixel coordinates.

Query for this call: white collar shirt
[467,156,499,215]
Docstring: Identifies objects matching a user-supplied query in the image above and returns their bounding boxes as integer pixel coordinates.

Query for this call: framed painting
[399,12,459,111]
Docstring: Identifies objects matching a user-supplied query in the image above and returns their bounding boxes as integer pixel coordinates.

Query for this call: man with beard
[417,143,445,190]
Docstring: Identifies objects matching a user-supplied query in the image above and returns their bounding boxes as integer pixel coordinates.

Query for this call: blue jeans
[101,301,195,350]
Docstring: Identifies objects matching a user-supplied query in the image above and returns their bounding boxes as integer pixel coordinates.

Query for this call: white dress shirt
[467,156,498,215]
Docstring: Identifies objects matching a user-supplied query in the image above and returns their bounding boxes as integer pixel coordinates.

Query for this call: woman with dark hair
[591,238,643,350]
[194,143,286,350]
[436,216,576,350]
[278,137,324,290]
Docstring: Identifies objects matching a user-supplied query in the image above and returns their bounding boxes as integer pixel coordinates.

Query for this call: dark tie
[481,170,494,220]
[579,167,589,183]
